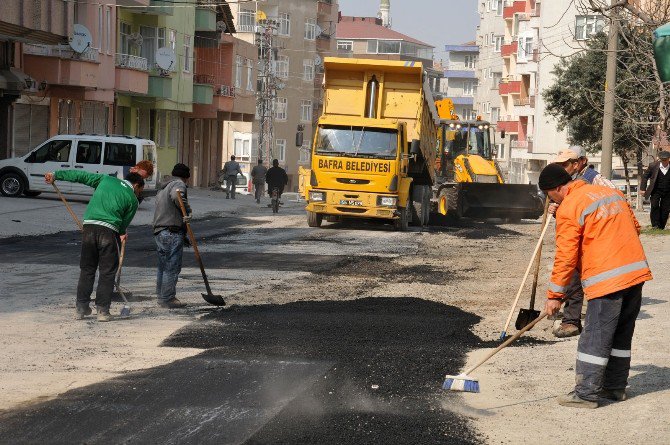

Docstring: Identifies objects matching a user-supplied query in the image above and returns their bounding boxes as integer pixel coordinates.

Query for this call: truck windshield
[316,126,398,159]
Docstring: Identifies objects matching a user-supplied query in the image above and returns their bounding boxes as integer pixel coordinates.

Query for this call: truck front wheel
[307,211,323,227]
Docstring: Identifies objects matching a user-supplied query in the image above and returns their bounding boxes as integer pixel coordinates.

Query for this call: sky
[336,0,479,59]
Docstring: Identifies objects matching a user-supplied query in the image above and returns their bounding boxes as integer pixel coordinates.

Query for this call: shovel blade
[515,309,541,331]
[120,306,131,317]
[202,293,226,306]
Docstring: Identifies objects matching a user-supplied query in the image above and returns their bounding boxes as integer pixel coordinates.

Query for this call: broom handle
[528,198,551,308]
[176,193,214,296]
[115,238,127,287]
[466,312,548,375]
[500,216,552,335]
[52,182,83,231]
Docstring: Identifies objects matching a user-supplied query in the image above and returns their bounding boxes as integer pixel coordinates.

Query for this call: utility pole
[256,18,278,166]
[600,1,620,180]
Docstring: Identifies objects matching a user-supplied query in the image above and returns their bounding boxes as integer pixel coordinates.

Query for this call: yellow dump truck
[433,98,543,221]
[303,58,439,230]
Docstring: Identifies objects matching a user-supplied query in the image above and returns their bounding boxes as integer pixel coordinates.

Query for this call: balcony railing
[194,73,215,85]
[237,24,256,33]
[24,44,99,63]
[513,97,531,106]
[115,53,148,71]
[216,85,235,97]
[511,140,528,148]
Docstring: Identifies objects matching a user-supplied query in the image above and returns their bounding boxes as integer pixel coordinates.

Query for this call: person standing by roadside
[538,164,652,409]
[251,159,268,204]
[549,147,617,338]
[44,170,144,322]
[266,159,288,202]
[641,150,670,229]
[153,163,192,309]
[221,155,243,199]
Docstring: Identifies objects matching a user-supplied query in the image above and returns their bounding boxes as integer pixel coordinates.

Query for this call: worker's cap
[538,163,572,191]
[568,145,587,159]
[659,150,670,160]
[171,163,191,179]
[553,149,580,163]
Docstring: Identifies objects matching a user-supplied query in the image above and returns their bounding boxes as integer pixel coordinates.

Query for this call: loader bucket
[457,183,544,220]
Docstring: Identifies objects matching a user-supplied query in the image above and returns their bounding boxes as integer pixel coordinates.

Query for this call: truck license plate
[339,199,363,206]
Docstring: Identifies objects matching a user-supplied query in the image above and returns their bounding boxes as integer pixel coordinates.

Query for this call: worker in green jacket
[45,170,144,322]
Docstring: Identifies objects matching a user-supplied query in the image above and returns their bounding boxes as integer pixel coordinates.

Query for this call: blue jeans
[155,230,184,303]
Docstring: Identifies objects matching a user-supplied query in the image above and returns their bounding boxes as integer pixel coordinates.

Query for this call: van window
[142,144,155,162]
[105,143,137,166]
[76,141,103,164]
[28,140,72,163]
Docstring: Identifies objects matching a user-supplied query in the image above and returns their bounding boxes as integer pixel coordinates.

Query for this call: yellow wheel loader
[433,99,543,221]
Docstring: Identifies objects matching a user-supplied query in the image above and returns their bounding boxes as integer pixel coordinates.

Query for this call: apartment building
[476,0,611,184]
[227,0,339,192]
[440,43,478,121]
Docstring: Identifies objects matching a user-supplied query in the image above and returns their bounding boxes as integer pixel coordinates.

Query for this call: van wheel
[307,211,323,227]
[0,173,24,197]
[23,190,41,197]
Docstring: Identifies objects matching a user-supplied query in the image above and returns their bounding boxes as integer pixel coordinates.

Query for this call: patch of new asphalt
[0,297,505,444]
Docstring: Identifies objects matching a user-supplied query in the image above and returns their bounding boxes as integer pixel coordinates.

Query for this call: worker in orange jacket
[538,164,652,409]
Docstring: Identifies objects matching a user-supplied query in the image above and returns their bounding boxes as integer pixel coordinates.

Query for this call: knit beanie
[171,163,191,179]
[538,163,572,191]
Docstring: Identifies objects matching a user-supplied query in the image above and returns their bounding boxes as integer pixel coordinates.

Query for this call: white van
[0,134,157,198]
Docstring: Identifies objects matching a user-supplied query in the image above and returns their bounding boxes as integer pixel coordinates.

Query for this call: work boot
[96,308,112,322]
[256,198,260,204]
[226,195,230,199]
[553,322,581,338]
[557,391,598,409]
[75,306,92,320]
[600,388,627,401]
[159,298,187,309]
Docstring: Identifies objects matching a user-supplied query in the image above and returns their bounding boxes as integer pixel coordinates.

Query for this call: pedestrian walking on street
[538,164,652,409]
[641,150,670,229]
[44,170,144,322]
[266,159,288,202]
[549,146,618,339]
[220,155,243,199]
[153,163,192,309]
[251,159,268,204]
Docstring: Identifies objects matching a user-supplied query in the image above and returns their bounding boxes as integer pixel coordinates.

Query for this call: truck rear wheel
[307,211,323,227]
[411,185,431,227]
[394,206,410,231]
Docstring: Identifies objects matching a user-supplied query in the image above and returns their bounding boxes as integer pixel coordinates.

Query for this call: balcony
[148,75,172,99]
[195,1,217,32]
[501,41,518,58]
[503,1,526,20]
[237,24,256,33]
[499,80,521,95]
[498,119,520,134]
[133,0,173,15]
[318,0,334,17]
[316,35,332,52]
[193,73,214,104]
[23,44,101,88]
[116,0,150,6]
[115,54,149,94]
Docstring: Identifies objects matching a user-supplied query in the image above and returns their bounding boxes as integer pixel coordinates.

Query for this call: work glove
[183,214,192,224]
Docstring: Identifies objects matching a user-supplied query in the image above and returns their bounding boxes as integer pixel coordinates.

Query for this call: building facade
[440,43,478,121]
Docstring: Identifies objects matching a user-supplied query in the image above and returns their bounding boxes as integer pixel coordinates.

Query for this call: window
[168,111,180,148]
[235,55,243,88]
[337,40,353,51]
[464,54,477,69]
[28,140,72,163]
[485,33,489,46]
[106,7,112,53]
[496,143,505,158]
[278,13,291,37]
[575,15,605,40]
[119,22,131,55]
[140,26,165,68]
[104,143,136,166]
[246,59,254,91]
[238,10,255,32]
[493,0,503,15]
[169,29,176,50]
[518,36,533,60]
[276,139,286,162]
[303,59,314,81]
[98,6,103,49]
[233,132,251,161]
[367,39,378,53]
[183,34,191,72]
[75,141,102,164]
[494,36,503,53]
[299,146,310,163]
[274,55,289,79]
[301,100,312,122]
[490,32,494,46]
[378,40,401,54]
[492,72,502,88]
[463,80,477,96]
[275,97,287,121]
[305,18,317,40]
[491,107,500,123]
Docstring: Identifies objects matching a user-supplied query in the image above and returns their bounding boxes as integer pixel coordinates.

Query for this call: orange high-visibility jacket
[548,181,652,301]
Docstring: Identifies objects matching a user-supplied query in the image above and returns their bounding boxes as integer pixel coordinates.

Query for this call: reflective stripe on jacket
[548,181,652,301]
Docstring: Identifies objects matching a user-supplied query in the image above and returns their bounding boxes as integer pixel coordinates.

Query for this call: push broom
[443,311,548,393]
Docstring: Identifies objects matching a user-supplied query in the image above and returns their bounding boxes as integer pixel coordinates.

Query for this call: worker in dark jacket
[45,170,144,322]
[153,163,192,309]
[641,150,670,229]
[265,159,288,200]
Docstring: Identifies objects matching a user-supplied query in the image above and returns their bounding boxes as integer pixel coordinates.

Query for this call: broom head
[443,374,480,393]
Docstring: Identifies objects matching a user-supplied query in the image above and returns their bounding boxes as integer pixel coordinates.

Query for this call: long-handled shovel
[176,194,226,307]
[514,198,550,330]
[115,238,131,317]
[499,203,553,340]
[52,182,83,231]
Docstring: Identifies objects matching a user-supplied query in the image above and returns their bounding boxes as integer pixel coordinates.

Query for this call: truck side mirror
[410,139,421,155]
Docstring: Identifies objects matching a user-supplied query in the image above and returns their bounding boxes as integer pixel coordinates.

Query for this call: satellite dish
[315,24,323,36]
[256,11,267,21]
[216,21,227,32]
[155,47,176,71]
[314,55,323,66]
[69,24,92,54]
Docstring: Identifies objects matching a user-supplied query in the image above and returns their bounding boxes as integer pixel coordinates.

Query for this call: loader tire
[307,211,323,227]
[438,187,460,222]
[394,206,410,231]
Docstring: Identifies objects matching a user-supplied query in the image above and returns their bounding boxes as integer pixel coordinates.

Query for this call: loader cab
[440,120,493,161]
